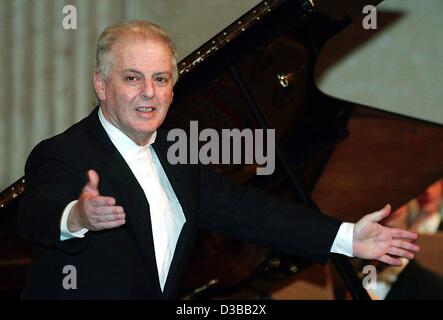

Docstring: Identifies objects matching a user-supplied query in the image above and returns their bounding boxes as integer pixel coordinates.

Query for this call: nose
[141,79,155,99]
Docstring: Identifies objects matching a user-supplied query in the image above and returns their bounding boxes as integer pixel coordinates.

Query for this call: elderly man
[17,21,419,299]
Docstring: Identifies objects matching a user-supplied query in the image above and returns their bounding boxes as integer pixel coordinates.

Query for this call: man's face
[94,38,175,145]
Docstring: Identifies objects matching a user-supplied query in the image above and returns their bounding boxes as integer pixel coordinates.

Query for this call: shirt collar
[98,107,157,156]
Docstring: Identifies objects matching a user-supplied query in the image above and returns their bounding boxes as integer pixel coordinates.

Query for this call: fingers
[392,239,420,253]
[391,228,418,240]
[90,196,116,207]
[81,194,126,231]
[95,213,126,225]
[84,195,119,211]
[93,204,124,215]
[379,240,420,266]
[88,207,126,231]
[378,254,403,266]
[86,200,125,222]
[379,241,420,266]
[95,219,126,230]
[387,247,414,259]
[368,204,391,222]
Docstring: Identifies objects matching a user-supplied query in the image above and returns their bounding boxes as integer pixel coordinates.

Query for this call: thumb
[83,169,100,195]
[368,204,391,222]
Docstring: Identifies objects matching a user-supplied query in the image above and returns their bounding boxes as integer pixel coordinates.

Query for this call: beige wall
[0,0,122,189]
[0,0,259,190]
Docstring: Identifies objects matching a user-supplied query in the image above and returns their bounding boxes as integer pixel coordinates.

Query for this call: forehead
[110,38,173,71]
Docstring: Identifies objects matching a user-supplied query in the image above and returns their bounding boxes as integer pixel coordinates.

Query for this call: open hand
[353,204,420,266]
[68,169,126,232]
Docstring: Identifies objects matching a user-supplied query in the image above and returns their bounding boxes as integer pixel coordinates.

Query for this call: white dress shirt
[60,108,355,290]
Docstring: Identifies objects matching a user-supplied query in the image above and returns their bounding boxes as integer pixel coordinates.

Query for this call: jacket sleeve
[16,139,89,254]
[197,164,342,264]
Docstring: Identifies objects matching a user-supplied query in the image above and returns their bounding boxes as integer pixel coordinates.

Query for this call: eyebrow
[122,69,144,76]
[122,69,172,78]
[153,72,172,77]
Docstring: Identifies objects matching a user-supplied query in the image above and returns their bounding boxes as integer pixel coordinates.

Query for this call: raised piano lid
[316,0,443,125]
[310,0,443,220]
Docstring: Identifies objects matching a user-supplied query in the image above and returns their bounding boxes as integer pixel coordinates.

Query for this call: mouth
[135,106,157,113]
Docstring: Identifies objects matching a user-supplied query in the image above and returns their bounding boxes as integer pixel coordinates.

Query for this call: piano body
[1,0,442,299]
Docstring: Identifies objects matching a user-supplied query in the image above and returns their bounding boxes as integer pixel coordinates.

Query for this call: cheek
[122,89,139,104]
[111,83,139,102]
[155,89,172,106]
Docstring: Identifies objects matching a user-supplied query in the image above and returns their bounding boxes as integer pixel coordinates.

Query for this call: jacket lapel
[84,108,162,295]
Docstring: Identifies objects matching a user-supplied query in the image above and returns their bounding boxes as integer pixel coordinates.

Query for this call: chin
[138,125,160,136]
[134,119,161,131]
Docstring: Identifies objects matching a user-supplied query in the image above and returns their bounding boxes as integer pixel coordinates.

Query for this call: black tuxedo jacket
[17,107,341,299]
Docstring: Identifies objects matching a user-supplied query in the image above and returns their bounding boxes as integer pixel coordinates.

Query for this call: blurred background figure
[366,179,443,300]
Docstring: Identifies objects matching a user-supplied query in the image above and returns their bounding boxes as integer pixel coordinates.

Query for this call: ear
[93,71,107,101]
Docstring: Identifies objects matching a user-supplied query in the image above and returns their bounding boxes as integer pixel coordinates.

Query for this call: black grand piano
[1,0,443,299]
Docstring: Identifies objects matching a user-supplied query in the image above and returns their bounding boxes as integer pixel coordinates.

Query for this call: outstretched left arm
[353,204,420,266]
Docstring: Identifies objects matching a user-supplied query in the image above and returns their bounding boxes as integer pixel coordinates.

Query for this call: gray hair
[95,20,178,83]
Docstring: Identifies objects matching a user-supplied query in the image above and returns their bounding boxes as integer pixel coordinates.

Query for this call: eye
[125,75,139,82]
[154,76,169,84]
